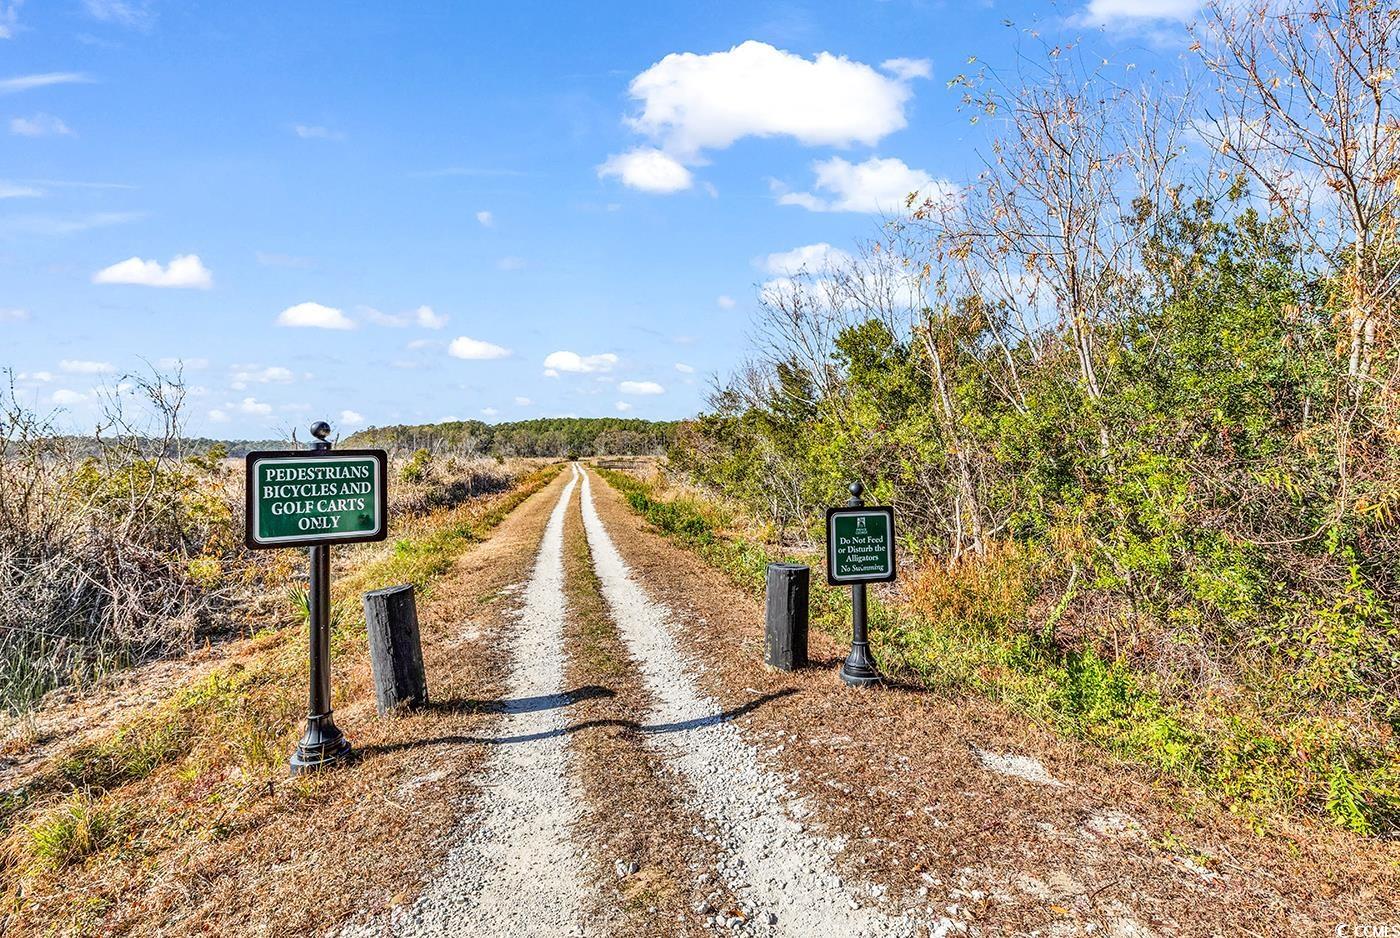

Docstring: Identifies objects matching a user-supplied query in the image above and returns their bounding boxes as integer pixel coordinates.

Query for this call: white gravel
[344,466,590,938]
[579,469,946,937]
[972,747,1063,787]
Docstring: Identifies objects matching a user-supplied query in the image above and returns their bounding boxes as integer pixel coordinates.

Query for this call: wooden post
[764,563,809,671]
[362,584,428,714]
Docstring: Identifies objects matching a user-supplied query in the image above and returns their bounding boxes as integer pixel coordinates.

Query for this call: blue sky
[0,0,1195,439]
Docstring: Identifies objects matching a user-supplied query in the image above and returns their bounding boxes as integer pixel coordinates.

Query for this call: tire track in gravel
[347,465,589,938]
[559,476,737,936]
[578,468,948,938]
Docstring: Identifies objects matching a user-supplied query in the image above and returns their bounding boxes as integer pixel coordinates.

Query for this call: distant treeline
[48,435,289,458]
[343,417,677,457]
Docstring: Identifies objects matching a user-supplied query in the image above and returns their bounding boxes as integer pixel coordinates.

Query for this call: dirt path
[559,470,735,936]
[347,465,589,937]
[577,468,939,937]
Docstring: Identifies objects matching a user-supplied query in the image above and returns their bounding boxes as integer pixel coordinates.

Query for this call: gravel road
[578,469,946,937]
[345,465,590,937]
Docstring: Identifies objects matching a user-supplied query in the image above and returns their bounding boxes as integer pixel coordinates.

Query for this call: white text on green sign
[251,455,383,545]
[828,509,894,582]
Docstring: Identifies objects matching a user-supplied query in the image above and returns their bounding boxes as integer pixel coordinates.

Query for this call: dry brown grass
[587,468,1400,934]
[0,464,562,936]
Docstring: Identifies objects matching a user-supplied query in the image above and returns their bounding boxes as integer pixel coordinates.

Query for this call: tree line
[345,417,677,458]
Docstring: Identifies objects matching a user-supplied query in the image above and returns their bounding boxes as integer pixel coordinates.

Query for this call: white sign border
[249,453,385,547]
[826,507,894,583]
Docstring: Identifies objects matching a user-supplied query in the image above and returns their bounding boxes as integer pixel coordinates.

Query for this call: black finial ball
[849,480,864,497]
[310,421,332,440]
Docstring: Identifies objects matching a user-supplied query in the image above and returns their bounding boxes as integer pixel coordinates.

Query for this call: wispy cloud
[255,250,312,269]
[60,359,113,374]
[364,305,449,329]
[10,113,72,136]
[23,178,134,190]
[0,182,42,198]
[293,124,346,141]
[0,72,93,95]
[409,167,527,179]
[83,0,154,29]
[0,211,144,237]
[0,1,22,40]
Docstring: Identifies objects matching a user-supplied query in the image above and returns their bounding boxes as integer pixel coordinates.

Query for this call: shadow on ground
[357,688,799,757]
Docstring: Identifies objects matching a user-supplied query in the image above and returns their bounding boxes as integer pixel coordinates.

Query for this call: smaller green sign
[245,450,388,549]
[826,506,896,584]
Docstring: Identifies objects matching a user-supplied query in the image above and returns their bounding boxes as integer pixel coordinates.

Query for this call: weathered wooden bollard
[363,584,428,714]
[764,562,809,671]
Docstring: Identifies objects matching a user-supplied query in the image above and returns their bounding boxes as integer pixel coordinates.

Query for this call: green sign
[244,450,389,549]
[826,506,896,584]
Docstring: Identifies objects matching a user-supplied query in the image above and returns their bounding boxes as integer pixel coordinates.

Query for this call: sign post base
[839,639,881,687]
[289,713,352,775]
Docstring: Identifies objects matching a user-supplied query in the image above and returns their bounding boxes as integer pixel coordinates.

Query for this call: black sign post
[244,421,389,775]
[825,481,896,688]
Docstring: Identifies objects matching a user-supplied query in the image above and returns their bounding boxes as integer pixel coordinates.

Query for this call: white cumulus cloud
[600,41,926,194]
[277,301,355,330]
[619,380,665,395]
[94,254,212,288]
[761,242,853,275]
[615,401,633,412]
[780,156,957,214]
[674,362,695,374]
[340,409,363,425]
[10,114,72,137]
[51,389,86,405]
[448,336,511,360]
[626,40,920,157]
[597,148,694,193]
[236,397,272,416]
[476,210,494,227]
[543,351,618,374]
